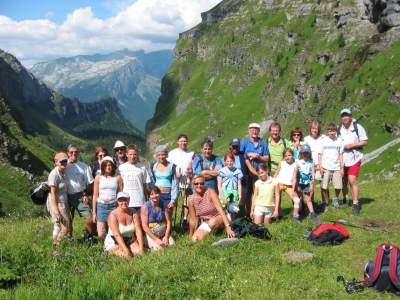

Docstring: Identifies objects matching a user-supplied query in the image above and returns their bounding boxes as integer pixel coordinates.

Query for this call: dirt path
[362,138,400,165]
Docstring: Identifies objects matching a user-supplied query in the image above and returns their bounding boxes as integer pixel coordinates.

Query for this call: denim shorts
[159,192,172,209]
[96,202,117,222]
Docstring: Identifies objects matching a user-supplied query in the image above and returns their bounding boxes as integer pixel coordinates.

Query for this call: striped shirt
[190,189,219,220]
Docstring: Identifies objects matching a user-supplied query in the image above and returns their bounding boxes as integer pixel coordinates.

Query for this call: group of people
[46,108,368,258]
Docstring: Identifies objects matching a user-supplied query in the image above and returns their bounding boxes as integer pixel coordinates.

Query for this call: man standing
[118,144,151,215]
[65,144,94,240]
[113,140,127,168]
[240,123,269,216]
[338,108,368,215]
[267,122,287,176]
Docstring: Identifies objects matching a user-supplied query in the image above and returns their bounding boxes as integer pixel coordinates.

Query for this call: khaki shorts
[47,199,72,228]
[321,170,342,190]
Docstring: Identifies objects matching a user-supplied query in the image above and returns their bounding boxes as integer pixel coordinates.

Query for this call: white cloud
[0,0,221,67]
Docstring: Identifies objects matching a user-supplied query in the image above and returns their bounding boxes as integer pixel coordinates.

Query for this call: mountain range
[147,0,400,153]
[31,49,173,131]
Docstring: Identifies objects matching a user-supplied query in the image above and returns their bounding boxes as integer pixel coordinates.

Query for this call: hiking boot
[333,198,340,209]
[352,204,360,216]
[294,215,302,224]
[309,212,321,225]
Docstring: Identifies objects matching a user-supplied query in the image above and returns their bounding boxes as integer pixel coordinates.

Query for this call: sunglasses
[69,151,79,154]
[115,148,126,152]
[193,182,205,186]
[292,134,301,136]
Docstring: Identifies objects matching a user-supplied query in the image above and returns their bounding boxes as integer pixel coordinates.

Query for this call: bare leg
[96,222,107,240]
[322,189,329,204]
[254,215,263,225]
[304,193,315,213]
[348,175,359,204]
[84,217,94,235]
[191,215,224,243]
[263,216,271,225]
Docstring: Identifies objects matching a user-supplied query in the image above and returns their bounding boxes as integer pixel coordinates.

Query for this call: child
[296,144,320,224]
[250,163,278,225]
[275,148,302,223]
[217,153,243,219]
[318,123,344,212]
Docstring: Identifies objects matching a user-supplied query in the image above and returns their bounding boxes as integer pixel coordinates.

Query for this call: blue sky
[0,0,129,23]
[0,0,221,66]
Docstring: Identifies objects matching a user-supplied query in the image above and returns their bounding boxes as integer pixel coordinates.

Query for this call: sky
[0,0,221,67]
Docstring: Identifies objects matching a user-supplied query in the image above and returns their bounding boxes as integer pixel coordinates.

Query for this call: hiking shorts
[68,192,92,219]
[321,170,342,190]
[344,160,362,177]
[254,205,274,218]
[47,200,72,227]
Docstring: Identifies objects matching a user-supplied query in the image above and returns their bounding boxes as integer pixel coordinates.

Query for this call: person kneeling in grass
[104,192,144,258]
[250,163,279,225]
[274,148,302,224]
[141,186,175,251]
[188,175,235,242]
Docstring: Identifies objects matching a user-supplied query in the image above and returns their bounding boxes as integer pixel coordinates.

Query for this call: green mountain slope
[147,0,400,154]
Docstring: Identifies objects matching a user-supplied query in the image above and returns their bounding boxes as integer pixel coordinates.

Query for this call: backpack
[337,120,364,150]
[306,223,349,245]
[364,243,400,294]
[229,217,271,240]
[30,182,50,205]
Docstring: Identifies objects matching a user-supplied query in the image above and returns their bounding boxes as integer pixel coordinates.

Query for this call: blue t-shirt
[192,154,223,191]
[218,166,243,191]
[297,159,313,185]
[240,137,269,169]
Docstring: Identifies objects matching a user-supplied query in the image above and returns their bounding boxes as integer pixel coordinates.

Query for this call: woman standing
[141,186,175,251]
[188,175,235,242]
[92,156,122,239]
[151,145,178,210]
[91,146,108,178]
[47,152,71,245]
[104,192,144,258]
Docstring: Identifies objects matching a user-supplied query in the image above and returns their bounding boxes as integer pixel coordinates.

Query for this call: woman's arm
[208,189,235,238]
[92,175,100,223]
[140,205,163,244]
[117,175,123,193]
[133,212,144,255]
[108,213,131,256]
[50,186,60,221]
[188,198,198,238]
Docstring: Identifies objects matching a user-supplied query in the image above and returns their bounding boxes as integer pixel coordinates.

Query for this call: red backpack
[307,223,349,245]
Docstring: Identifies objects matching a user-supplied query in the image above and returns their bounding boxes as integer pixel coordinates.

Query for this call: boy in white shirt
[318,123,344,212]
[118,144,151,215]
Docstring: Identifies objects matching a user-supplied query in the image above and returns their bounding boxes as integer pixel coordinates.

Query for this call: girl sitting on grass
[250,163,279,225]
[274,148,302,224]
[104,192,144,258]
[217,152,243,220]
[141,186,175,251]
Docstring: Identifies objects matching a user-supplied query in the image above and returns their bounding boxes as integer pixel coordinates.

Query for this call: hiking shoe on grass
[309,213,321,225]
[333,198,340,209]
[352,204,360,216]
[294,216,302,224]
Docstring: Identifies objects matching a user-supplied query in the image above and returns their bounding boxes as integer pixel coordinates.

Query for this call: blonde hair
[192,174,205,182]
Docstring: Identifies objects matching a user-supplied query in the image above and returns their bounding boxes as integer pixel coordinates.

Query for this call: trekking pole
[332,219,386,232]
[179,177,189,231]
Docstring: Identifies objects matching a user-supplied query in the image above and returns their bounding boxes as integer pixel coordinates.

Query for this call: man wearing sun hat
[239,122,269,216]
[338,108,368,215]
[113,140,127,168]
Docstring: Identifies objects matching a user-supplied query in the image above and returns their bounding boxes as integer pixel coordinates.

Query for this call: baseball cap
[301,144,311,153]
[117,192,130,201]
[101,156,115,164]
[340,108,352,116]
[230,138,240,146]
[113,140,126,149]
[54,152,68,163]
[248,123,261,129]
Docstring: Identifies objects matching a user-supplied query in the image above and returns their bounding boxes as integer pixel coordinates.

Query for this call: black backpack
[229,217,271,240]
[364,243,400,294]
[30,182,50,205]
[306,223,349,245]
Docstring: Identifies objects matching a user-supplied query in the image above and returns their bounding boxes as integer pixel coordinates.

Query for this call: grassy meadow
[1,159,399,299]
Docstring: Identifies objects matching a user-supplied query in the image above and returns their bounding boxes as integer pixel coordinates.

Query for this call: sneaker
[333,198,340,209]
[309,212,321,225]
[352,204,360,216]
[294,215,302,224]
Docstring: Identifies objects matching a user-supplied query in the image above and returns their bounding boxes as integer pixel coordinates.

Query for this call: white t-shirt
[339,123,368,167]
[304,134,325,165]
[118,162,151,208]
[319,136,344,171]
[65,160,94,194]
[167,148,194,175]
[276,161,297,185]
